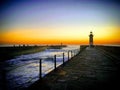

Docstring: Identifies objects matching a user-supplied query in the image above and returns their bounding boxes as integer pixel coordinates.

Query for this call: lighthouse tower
[89,31,94,47]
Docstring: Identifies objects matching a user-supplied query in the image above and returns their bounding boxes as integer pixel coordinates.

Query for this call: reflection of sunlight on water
[4,45,80,89]
[31,63,39,67]
[42,63,47,67]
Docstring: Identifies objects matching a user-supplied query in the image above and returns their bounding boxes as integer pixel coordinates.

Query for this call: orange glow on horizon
[0,26,120,45]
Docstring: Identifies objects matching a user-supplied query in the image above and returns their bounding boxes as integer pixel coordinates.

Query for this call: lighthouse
[89,31,94,47]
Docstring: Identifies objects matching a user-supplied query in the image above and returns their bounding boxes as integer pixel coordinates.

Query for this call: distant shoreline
[0,45,67,62]
[0,44,120,47]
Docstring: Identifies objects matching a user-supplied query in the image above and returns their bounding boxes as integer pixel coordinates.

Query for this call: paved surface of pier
[28,47,120,90]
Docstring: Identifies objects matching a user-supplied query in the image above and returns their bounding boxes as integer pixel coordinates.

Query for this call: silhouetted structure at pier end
[89,31,94,47]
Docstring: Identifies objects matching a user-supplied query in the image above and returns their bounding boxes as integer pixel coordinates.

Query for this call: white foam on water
[1,45,80,89]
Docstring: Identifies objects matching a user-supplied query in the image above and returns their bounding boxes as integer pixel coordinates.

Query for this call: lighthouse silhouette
[89,31,94,47]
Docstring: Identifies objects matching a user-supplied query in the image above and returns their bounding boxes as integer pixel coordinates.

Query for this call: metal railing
[39,49,80,79]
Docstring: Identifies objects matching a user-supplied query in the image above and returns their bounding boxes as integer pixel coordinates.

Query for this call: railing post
[78,49,79,54]
[74,50,76,56]
[73,50,75,56]
[68,51,69,60]
[39,59,42,79]
[63,53,65,65]
[54,55,56,70]
[75,49,77,55]
[71,50,72,58]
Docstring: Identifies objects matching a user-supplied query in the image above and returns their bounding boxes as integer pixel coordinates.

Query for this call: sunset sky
[0,0,120,45]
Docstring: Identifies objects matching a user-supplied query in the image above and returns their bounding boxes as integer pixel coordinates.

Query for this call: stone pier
[28,46,120,90]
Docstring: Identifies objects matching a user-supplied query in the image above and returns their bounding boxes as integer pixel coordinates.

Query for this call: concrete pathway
[28,47,120,90]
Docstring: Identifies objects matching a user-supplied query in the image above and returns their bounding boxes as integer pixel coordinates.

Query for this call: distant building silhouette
[89,31,94,47]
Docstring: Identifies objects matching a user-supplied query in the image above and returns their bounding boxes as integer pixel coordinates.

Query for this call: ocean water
[0,45,80,90]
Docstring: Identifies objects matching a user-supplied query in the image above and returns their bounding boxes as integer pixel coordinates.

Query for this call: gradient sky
[0,0,120,45]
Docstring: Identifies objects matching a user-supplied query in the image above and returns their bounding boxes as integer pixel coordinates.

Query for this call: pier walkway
[28,47,120,90]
